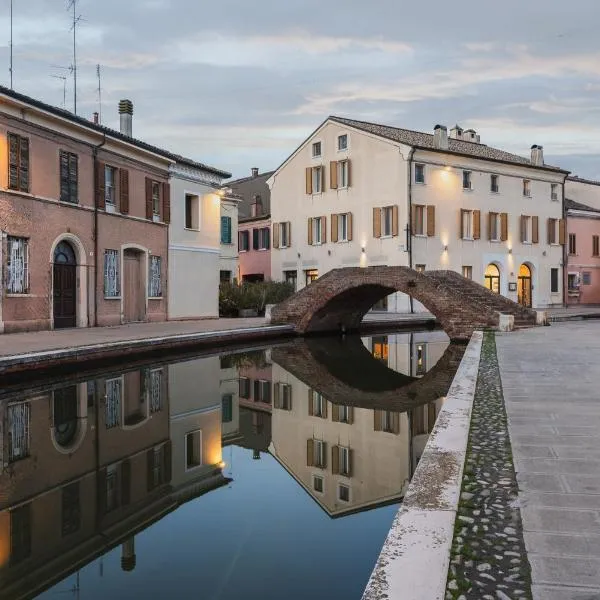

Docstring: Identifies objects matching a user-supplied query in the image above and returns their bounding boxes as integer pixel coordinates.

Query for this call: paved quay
[497,321,600,600]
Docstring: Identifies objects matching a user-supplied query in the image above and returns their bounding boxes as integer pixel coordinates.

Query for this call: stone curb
[362,330,484,600]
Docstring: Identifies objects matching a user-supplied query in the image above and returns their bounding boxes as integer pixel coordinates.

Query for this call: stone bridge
[271,337,465,412]
[271,266,539,341]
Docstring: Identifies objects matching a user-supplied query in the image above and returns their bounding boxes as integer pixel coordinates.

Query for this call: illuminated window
[372,336,389,364]
[305,269,319,285]
[416,343,427,376]
[484,263,501,294]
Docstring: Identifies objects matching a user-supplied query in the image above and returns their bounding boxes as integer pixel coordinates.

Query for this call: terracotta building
[0,87,175,333]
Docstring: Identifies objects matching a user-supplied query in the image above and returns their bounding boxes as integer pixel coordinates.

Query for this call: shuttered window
[8,133,29,192]
[273,383,293,410]
[105,378,122,429]
[6,236,29,294]
[593,235,599,257]
[221,216,232,244]
[103,249,120,297]
[105,166,117,206]
[8,402,31,462]
[148,369,163,413]
[148,255,162,297]
[59,150,78,203]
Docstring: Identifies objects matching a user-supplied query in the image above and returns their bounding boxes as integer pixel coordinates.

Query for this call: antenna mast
[9,0,13,88]
[96,64,102,124]
[67,0,82,114]
[51,74,68,108]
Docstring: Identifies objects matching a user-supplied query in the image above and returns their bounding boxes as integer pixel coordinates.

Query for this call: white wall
[220,197,240,282]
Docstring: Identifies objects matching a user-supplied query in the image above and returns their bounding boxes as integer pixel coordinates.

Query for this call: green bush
[219,281,295,317]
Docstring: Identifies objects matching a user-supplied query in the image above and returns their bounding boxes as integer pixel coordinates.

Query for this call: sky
[3,0,600,179]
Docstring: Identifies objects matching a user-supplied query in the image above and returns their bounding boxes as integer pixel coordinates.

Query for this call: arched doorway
[484,264,500,294]
[53,241,77,328]
[518,264,532,307]
[53,386,79,448]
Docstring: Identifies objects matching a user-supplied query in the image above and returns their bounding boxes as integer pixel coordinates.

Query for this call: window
[462,210,473,239]
[382,206,394,236]
[415,163,425,184]
[311,217,323,245]
[551,183,558,201]
[462,266,473,279]
[278,222,291,248]
[313,475,324,493]
[105,166,116,206]
[62,481,81,537]
[375,410,400,434]
[59,150,78,203]
[583,271,592,286]
[568,273,580,292]
[6,236,29,294]
[413,205,425,235]
[521,216,532,243]
[594,236,599,257]
[484,263,501,294]
[463,170,472,190]
[10,504,31,565]
[220,270,232,283]
[239,377,251,398]
[550,268,559,294]
[312,141,322,157]
[335,446,352,477]
[275,383,293,410]
[222,394,233,423]
[103,249,120,297]
[149,446,165,490]
[372,296,388,311]
[221,216,232,244]
[284,270,297,289]
[8,402,30,462]
[490,174,499,193]
[489,212,501,241]
[415,343,427,376]
[105,464,119,512]
[569,233,577,255]
[105,378,122,428]
[253,227,270,250]
[313,440,326,468]
[523,179,531,197]
[339,405,352,424]
[148,255,162,297]
[8,133,29,192]
[312,166,323,193]
[372,336,389,364]
[338,484,350,502]
[151,182,161,217]
[239,230,250,251]
[185,430,202,469]
[337,213,349,242]
[148,369,163,413]
[337,134,348,151]
[337,160,349,188]
[548,218,558,244]
[305,269,319,285]
[253,379,271,404]
[185,193,200,229]
[310,391,327,418]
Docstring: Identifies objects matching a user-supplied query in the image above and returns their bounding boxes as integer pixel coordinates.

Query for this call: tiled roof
[565,198,600,214]
[0,85,231,179]
[567,175,600,186]
[329,116,567,172]
[227,170,275,185]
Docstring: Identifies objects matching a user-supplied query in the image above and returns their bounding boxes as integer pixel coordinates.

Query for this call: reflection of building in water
[219,355,242,446]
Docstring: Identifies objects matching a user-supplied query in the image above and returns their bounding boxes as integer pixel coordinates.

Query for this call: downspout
[562,173,569,308]
[93,133,107,326]
[407,148,415,314]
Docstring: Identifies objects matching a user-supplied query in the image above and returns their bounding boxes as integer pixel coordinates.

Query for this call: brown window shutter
[460,209,465,239]
[331,445,340,475]
[322,398,328,418]
[331,214,339,242]
[347,159,352,187]
[392,205,399,237]
[559,219,566,245]
[330,161,338,189]
[321,216,327,243]
[501,213,508,241]
[487,212,493,241]
[532,215,539,244]
[305,167,313,194]
[347,213,353,241]
[8,133,18,190]
[308,218,313,245]
[59,150,70,202]
[411,205,417,235]
[347,449,354,477]
[308,389,314,415]
[473,210,481,240]
[331,404,340,422]
[392,412,401,434]
[427,205,435,237]
[373,410,383,431]
[145,177,153,219]
[320,166,326,192]
[306,439,315,466]
[273,383,281,408]
[119,169,129,214]
[347,406,354,424]
[162,182,171,223]
[273,222,280,249]
[520,215,526,243]
[121,459,131,505]
[547,218,553,244]
[96,161,106,209]
[19,137,29,192]
[287,222,292,246]
[373,207,382,238]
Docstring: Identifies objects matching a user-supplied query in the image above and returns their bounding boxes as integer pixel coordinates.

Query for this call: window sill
[380,234,393,240]
[413,233,427,238]
[221,242,234,246]
[104,296,121,300]
[463,187,473,192]
[414,181,426,186]
[311,242,323,246]
[523,194,532,198]
[489,239,501,243]
[239,249,248,253]
[491,190,500,194]
[152,215,161,223]
[257,248,269,252]
[5,293,33,297]
[462,237,475,241]
[148,296,163,300]
[184,227,201,232]
[278,245,290,249]
[311,192,323,196]
[336,239,350,244]
[522,241,532,245]
[59,199,79,206]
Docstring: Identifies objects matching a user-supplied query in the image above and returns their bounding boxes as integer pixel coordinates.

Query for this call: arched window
[484,264,500,294]
[53,386,79,448]
[54,241,76,265]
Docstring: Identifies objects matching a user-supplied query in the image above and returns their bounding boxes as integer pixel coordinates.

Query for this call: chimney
[531,145,544,167]
[93,112,99,125]
[251,167,259,177]
[118,99,133,137]
[449,125,463,140]
[433,125,448,150]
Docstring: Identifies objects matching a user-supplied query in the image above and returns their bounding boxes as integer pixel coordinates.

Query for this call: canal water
[0,329,463,600]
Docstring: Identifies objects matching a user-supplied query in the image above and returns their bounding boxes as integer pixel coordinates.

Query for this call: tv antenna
[67,0,85,114]
[96,64,102,124]
[50,74,68,108]
[9,0,13,88]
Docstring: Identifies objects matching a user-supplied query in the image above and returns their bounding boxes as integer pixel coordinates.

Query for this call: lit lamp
[443,245,448,252]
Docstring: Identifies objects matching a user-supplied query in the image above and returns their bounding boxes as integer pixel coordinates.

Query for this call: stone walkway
[497,322,600,600]
[446,332,532,599]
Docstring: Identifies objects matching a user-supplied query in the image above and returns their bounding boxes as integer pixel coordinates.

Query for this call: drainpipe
[562,173,569,308]
[93,133,107,326]
[407,148,415,314]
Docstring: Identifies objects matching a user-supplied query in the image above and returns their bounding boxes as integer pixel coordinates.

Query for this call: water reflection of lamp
[121,537,136,572]
[253,449,261,460]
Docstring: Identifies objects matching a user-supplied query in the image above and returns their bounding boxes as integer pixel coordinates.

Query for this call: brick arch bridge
[271,337,465,412]
[271,266,538,341]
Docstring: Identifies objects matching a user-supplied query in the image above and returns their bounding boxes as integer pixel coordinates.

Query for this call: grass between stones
[445,332,533,600]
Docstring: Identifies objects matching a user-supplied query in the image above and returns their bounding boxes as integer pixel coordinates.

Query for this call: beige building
[269,118,569,310]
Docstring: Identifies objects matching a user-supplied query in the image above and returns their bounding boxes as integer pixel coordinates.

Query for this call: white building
[269,118,569,310]
[219,191,242,283]
[168,159,230,319]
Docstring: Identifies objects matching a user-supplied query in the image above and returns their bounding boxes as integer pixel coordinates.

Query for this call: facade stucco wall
[566,214,600,305]
[239,218,272,281]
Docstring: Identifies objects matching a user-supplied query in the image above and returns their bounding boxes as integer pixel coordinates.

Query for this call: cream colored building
[269,118,569,309]
[168,160,230,319]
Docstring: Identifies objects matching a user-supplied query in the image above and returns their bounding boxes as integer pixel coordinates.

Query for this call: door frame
[120,243,149,324]
[518,262,534,308]
[49,234,88,329]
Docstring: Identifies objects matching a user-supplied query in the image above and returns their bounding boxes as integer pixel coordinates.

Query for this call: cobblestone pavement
[446,332,532,600]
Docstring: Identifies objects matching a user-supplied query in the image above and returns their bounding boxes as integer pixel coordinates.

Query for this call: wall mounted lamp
[361,247,366,253]
[297,252,301,258]
[508,248,512,254]
[443,245,448,252]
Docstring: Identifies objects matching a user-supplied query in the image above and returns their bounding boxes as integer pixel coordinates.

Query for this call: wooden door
[123,250,145,322]
[53,241,77,329]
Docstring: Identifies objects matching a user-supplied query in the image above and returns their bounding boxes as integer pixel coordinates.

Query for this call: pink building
[0,87,173,333]
[238,215,272,282]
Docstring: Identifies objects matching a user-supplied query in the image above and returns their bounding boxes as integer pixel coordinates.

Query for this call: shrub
[219,280,294,317]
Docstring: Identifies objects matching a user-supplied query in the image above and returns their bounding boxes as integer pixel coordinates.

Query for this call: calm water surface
[0,330,462,600]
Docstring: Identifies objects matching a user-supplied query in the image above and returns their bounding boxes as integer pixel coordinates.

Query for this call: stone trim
[362,330,483,600]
